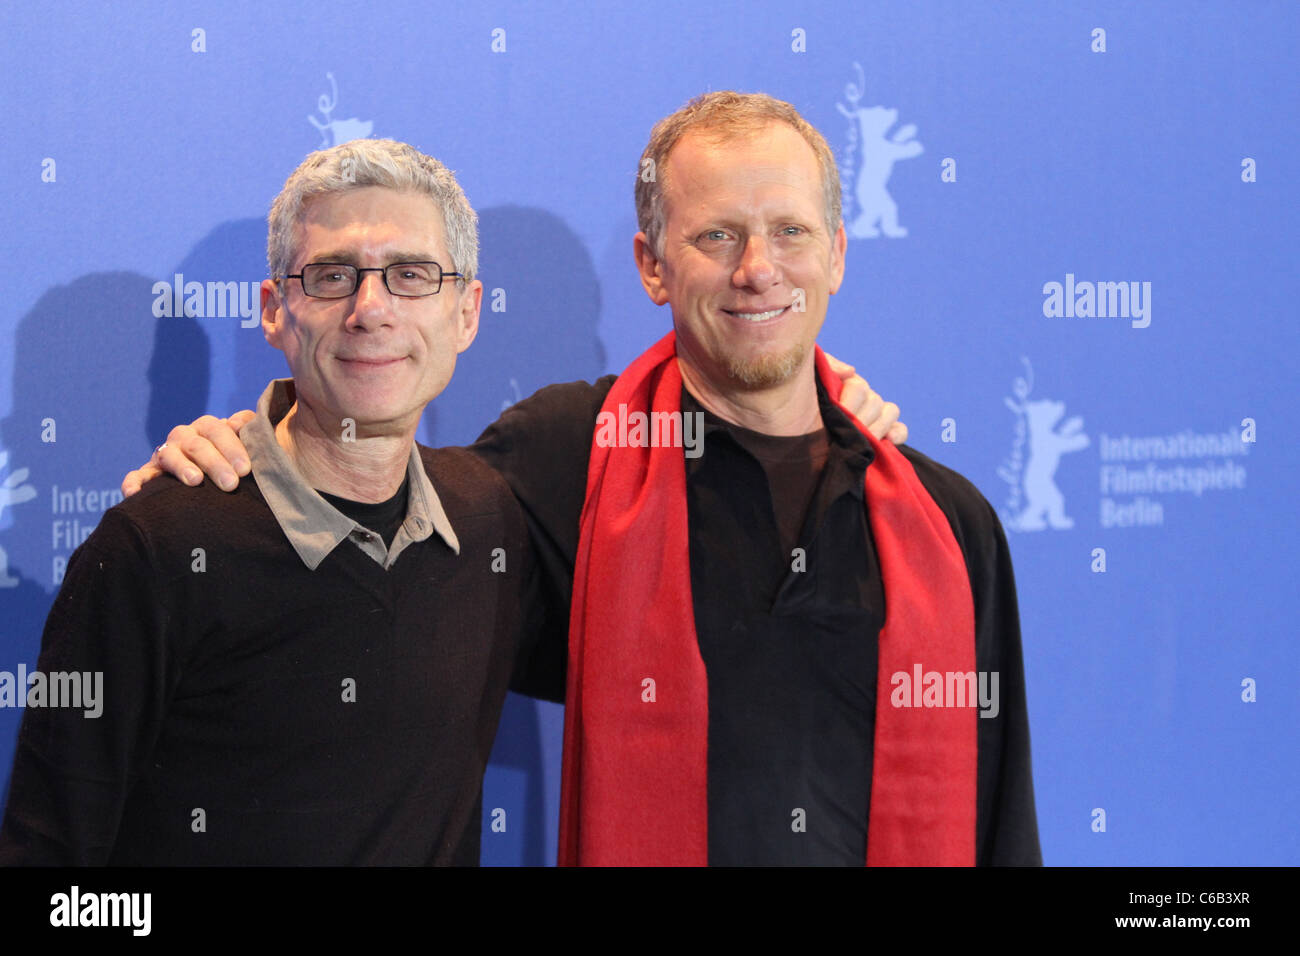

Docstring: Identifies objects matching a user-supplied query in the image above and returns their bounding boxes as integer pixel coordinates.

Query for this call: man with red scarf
[127,92,1040,866]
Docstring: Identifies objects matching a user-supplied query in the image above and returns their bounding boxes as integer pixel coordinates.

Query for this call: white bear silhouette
[308,72,373,147]
[0,448,37,587]
[837,102,923,238]
[1013,399,1089,531]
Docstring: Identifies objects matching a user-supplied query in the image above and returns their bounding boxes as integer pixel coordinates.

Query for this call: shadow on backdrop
[0,272,210,805]
[169,218,285,417]
[457,206,604,866]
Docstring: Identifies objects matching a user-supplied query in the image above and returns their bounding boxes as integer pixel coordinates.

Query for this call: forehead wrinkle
[289,195,450,270]
[663,137,823,229]
[303,249,442,265]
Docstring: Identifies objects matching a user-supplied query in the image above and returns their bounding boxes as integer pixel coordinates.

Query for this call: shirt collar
[242,378,460,570]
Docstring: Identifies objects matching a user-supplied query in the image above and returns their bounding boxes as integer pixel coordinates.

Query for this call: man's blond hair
[635,91,842,256]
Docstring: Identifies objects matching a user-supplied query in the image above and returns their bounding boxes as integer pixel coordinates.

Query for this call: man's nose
[347,270,395,328]
[733,235,779,291]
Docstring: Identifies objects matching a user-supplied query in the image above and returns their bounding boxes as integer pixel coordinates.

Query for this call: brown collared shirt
[244,379,459,569]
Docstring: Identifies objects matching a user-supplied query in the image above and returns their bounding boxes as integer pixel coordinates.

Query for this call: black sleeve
[0,509,174,865]
[902,445,1044,866]
[465,376,615,703]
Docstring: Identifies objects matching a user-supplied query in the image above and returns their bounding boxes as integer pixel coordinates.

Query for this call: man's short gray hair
[267,138,478,284]
[635,91,842,258]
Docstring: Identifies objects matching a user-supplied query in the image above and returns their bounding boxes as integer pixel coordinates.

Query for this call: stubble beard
[723,339,809,390]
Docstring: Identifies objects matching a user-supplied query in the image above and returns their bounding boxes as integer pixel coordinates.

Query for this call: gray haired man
[0,139,539,864]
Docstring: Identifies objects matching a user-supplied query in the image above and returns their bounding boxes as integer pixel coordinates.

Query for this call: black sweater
[0,445,535,866]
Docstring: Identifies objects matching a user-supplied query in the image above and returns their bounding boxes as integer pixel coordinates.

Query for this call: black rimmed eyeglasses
[281,261,464,298]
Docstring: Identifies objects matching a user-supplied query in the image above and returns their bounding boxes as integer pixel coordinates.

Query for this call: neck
[275,402,414,502]
[676,354,824,436]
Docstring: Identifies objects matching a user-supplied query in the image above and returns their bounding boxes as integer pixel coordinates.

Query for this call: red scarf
[559,331,976,865]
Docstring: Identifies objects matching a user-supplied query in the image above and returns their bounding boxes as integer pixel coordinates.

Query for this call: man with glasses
[0,139,542,864]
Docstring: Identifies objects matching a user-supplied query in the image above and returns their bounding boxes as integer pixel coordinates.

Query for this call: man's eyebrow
[303,250,442,265]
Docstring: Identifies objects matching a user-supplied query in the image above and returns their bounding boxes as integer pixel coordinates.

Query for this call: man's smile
[721,305,790,323]
[335,352,407,364]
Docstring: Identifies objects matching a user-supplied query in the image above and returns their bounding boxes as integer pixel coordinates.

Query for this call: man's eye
[701,230,729,242]
[780,226,804,236]
[318,270,347,282]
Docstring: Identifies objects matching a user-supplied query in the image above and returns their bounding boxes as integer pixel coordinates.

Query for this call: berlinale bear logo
[308,72,373,148]
[837,62,924,239]
[999,359,1090,532]
[0,448,37,587]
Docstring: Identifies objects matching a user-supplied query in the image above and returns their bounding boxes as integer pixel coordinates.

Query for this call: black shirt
[472,375,1042,866]
[319,476,411,549]
[720,413,831,560]
[680,388,883,864]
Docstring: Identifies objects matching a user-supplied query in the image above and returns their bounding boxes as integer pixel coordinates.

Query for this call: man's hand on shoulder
[121,411,256,497]
[823,353,908,445]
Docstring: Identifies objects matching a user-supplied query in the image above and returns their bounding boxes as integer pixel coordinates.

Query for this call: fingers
[845,380,885,432]
[861,395,894,440]
[866,400,902,441]
[839,375,873,419]
[121,411,255,496]
[164,417,242,491]
[226,409,257,436]
[194,413,252,477]
[157,433,208,487]
[121,462,165,498]
[836,374,907,445]
[822,351,856,380]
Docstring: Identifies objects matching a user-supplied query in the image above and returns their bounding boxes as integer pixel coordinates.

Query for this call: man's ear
[454,279,483,354]
[633,232,671,306]
[828,221,847,295]
[261,278,284,347]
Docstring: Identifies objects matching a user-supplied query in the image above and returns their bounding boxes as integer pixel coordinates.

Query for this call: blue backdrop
[1,0,1295,865]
